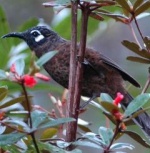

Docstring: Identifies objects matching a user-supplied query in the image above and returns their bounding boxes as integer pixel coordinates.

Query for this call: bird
[2,26,150,136]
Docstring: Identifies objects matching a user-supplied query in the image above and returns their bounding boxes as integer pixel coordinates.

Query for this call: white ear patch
[35,35,45,42]
[30,30,45,42]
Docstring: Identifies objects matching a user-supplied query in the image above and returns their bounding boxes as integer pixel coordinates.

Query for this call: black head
[2,26,59,50]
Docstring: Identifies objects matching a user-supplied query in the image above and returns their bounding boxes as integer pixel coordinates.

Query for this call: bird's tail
[124,93,150,137]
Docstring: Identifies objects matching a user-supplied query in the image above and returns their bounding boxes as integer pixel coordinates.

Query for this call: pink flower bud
[35,73,50,81]
[113,92,124,106]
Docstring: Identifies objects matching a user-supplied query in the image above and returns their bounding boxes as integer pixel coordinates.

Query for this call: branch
[66,0,78,143]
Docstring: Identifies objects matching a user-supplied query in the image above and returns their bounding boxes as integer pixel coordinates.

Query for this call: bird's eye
[30,30,45,42]
[32,31,40,37]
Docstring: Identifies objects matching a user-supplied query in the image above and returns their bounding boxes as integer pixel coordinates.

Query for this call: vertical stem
[31,133,40,153]
[21,82,40,153]
[72,2,89,137]
[73,6,89,111]
[66,0,78,143]
[21,82,32,128]
[66,1,90,145]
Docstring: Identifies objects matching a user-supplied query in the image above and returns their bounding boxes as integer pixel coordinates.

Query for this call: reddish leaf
[133,0,144,11]
[127,56,150,64]
[135,1,150,16]
[115,0,131,12]
[122,40,150,59]
[90,12,104,21]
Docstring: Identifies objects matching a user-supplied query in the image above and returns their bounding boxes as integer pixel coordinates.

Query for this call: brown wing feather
[100,54,140,88]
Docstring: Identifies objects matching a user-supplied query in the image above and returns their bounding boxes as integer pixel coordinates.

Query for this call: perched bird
[2,26,150,136]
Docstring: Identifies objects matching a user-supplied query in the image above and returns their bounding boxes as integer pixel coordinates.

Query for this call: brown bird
[2,26,150,136]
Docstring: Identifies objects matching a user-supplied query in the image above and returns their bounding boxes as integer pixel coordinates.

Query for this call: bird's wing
[100,54,140,88]
[83,59,100,75]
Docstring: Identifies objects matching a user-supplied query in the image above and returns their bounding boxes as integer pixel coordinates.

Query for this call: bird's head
[2,26,60,50]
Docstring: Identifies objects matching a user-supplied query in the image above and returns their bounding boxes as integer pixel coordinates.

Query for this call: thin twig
[132,14,150,52]
[142,68,150,93]
[133,14,144,42]
[129,23,141,48]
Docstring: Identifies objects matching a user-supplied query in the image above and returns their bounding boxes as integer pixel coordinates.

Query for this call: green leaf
[98,126,114,145]
[37,141,66,153]
[15,58,25,76]
[78,124,91,133]
[0,86,8,92]
[0,69,7,79]
[122,40,150,59]
[122,130,150,148]
[100,93,113,103]
[2,144,21,153]
[0,6,14,68]
[110,142,135,150]
[56,141,71,148]
[31,110,48,128]
[100,101,119,114]
[38,117,75,129]
[0,96,30,109]
[40,128,58,139]
[36,50,58,67]
[124,93,150,117]
[103,112,116,124]
[135,1,150,17]
[133,0,144,10]
[74,140,102,149]
[124,106,150,122]
[82,132,106,146]
[6,111,28,119]
[127,56,150,64]
[0,87,8,101]
[0,133,26,146]
[4,120,30,130]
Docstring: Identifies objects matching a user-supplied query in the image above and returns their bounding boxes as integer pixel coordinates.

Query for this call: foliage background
[1,0,150,152]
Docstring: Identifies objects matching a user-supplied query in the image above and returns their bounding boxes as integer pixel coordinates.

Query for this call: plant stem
[66,1,90,146]
[21,82,40,153]
[66,0,78,143]
[129,23,141,48]
[142,68,150,93]
[132,14,150,51]
[73,3,89,111]
[21,82,32,128]
[104,122,120,153]
[31,133,40,153]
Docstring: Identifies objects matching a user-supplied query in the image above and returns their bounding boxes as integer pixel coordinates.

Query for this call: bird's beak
[2,32,25,40]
